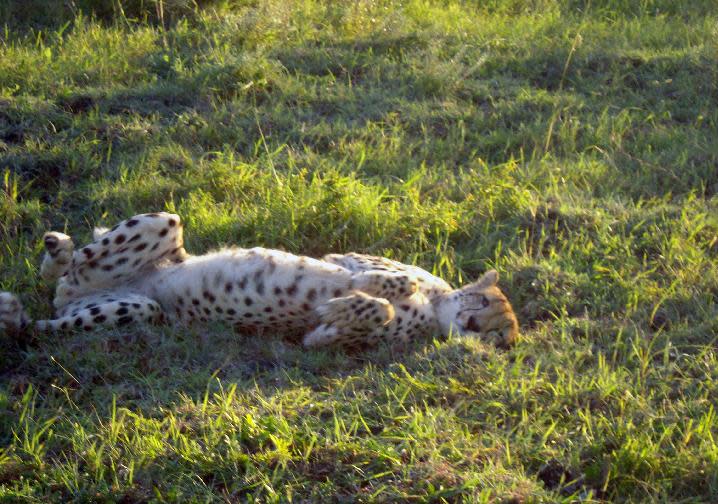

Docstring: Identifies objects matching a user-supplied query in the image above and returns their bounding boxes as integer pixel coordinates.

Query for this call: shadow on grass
[0,321,446,415]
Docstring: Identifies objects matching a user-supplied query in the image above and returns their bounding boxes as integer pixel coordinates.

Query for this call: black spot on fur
[286,284,298,296]
[264,307,273,313]
[225,283,233,293]
[93,314,106,323]
[90,307,101,315]
[168,219,177,227]
[126,219,139,227]
[128,234,141,243]
[74,317,83,327]
[134,243,147,252]
[192,299,200,306]
[115,234,126,245]
[101,264,114,271]
[117,316,133,326]
[227,308,236,315]
[116,257,128,265]
[132,303,140,308]
[306,288,317,301]
[102,237,110,246]
[82,248,94,258]
[244,297,253,306]
[333,289,342,297]
[116,307,129,316]
[159,228,169,237]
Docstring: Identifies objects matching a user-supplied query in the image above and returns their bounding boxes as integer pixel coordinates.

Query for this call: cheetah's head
[434,270,518,347]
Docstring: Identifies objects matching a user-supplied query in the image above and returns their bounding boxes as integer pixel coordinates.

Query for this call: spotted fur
[0,212,519,348]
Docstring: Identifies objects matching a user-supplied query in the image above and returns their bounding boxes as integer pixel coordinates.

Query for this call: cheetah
[0,212,519,348]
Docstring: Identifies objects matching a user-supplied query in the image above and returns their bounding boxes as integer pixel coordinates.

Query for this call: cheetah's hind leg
[62,212,188,293]
[0,291,164,334]
[302,291,395,348]
[45,293,165,332]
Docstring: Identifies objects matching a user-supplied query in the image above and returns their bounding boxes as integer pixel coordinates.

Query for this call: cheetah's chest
[140,247,354,333]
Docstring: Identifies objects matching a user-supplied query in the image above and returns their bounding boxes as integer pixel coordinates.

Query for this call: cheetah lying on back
[0,212,519,348]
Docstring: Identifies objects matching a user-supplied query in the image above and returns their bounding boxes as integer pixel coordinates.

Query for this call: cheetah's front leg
[350,271,418,300]
[303,292,395,348]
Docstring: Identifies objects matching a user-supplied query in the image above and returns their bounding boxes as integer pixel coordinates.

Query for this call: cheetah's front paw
[351,271,418,300]
[316,291,394,330]
[304,292,395,348]
[0,292,30,334]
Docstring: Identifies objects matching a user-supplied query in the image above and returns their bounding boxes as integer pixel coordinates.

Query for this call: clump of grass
[1,0,718,501]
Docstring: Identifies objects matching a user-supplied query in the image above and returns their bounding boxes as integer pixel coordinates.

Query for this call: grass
[1,0,717,501]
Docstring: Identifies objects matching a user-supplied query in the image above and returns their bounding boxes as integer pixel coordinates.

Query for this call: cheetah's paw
[0,292,30,334]
[316,291,394,330]
[351,271,418,299]
[40,231,74,282]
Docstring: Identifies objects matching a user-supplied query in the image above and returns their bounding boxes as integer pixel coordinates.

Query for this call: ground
[1,0,717,501]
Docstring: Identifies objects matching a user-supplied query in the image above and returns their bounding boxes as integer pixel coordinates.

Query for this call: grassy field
[1,0,717,501]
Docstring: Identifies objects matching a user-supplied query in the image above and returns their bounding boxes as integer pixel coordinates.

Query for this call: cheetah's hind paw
[40,231,74,282]
[0,292,30,335]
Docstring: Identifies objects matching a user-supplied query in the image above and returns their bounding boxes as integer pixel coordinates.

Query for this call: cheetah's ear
[472,269,499,289]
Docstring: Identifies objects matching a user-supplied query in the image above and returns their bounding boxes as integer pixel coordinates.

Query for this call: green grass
[1,0,718,501]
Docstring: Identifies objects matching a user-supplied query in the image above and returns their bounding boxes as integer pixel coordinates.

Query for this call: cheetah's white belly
[137,247,354,333]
